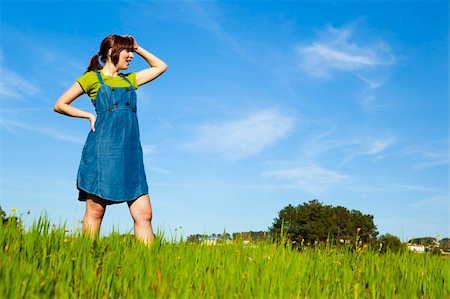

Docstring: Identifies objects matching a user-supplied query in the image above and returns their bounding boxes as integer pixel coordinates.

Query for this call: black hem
[77,188,148,205]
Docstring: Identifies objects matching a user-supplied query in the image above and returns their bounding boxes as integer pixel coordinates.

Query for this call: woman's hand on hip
[88,113,96,132]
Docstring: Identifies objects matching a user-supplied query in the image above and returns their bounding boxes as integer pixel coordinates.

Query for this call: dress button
[125,102,130,106]
[114,101,118,106]
[108,107,112,112]
[111,87,115,92]
[126,87,130,92]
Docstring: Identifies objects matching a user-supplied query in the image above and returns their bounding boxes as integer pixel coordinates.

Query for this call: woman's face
[117,49,134,70]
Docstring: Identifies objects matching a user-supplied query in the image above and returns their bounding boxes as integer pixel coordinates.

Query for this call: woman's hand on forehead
[123,35,139,51]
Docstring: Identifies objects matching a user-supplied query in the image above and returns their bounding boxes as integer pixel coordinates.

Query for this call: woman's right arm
[53,82,96,131]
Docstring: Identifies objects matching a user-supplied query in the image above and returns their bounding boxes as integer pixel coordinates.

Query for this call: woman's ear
[108,48,112,57]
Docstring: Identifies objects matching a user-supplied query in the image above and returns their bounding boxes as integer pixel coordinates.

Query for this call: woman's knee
[86,207,105,220]
[143,206,153,221]
[129,196,152,222]
[85,197,106,219]
[134,205,152,222]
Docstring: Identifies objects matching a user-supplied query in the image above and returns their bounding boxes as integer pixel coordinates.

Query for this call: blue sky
[1,0,448,240]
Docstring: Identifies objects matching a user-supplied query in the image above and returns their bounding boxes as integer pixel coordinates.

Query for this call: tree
[0,206,22,227]
[186,232,232,243]
[270,200,378,245]
[408,237,437,247]
[439,238,450,252]
[0,206,6,223]
[378,234,404,252]
[233,231,271,242]
[186,234,205,243]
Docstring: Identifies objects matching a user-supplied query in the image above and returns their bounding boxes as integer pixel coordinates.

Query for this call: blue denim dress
[77,71,148,204]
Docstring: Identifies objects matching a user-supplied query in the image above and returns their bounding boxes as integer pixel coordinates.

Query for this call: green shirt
[77,70,138,101]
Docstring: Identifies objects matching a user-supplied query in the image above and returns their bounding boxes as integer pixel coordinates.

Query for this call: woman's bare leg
[82,195,107,238]
[128,194,154,244]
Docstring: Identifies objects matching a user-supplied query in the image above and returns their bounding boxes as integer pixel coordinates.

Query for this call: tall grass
[1,216,448,298]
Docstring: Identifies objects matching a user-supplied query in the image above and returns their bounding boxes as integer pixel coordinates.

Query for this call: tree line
[188,200,378,245]
[186,199,448,252]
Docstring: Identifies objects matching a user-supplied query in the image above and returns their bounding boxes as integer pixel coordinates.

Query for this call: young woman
[54,34,167,244]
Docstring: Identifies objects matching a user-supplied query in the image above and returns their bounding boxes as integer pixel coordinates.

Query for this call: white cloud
[183,1,250,60]
[261,164,351,194]
[142,144,158,155]
[297,25,395,78]
[0,68,40,98]
[298,128,396,165]
[355,73,391,112]
[149,167,172,176]
[0,118,83,144]
[361,137,396,155]
[413,151,449,170]
[186,109,295,160]
[338,136,396,165]
[355,73,382,89]
[409,195,449,208]
[405,143,449,170]
[358,93,392,112]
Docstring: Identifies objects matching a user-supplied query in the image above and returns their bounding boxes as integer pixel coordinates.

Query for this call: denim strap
[119,73,133,87]
[96,71,104,85]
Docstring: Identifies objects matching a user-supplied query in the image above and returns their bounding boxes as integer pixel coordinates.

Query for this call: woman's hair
[86,35,135,72]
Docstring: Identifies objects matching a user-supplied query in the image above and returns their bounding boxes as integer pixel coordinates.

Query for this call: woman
[54,34,168,244]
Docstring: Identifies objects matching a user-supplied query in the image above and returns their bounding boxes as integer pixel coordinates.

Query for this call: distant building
[407,237,440,253]
[407,243,425,252]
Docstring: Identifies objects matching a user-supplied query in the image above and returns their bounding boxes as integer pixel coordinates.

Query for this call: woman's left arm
[134,45,168,87]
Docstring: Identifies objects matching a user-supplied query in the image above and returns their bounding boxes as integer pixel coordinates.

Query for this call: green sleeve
[126,72,138,90]
[76,72,97,94]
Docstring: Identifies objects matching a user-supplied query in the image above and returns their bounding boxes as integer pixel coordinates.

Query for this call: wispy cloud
[409,195,449,208]
[298,127,396,165]
[413,151,449,170]
[261,164,351,194]
[405,142,449,170]
[149,167,172,176]
[0,68,40,99]
[0,118,84,144]
[149,181,300,190]
[355,73,382,89]
[339,136,396,165]
[186,109,295,160]
[0,27,87,96]
[355,73,392,112]
[297,24,395,78]
[352,136,396,156]
[142,144,158,155]
[182,1,254,61]
[359,95,377,111]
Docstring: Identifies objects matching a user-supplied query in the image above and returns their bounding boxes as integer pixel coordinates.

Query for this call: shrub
[379,233,404,252]
[439,238,450,252]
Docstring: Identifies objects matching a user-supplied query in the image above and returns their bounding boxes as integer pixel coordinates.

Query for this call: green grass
[1,216,448,298]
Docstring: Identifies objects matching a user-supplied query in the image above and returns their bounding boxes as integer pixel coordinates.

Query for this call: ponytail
[86,53,103,73]
[85,34,134,73]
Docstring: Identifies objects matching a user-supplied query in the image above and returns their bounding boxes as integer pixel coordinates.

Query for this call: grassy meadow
[1,216,449,298]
